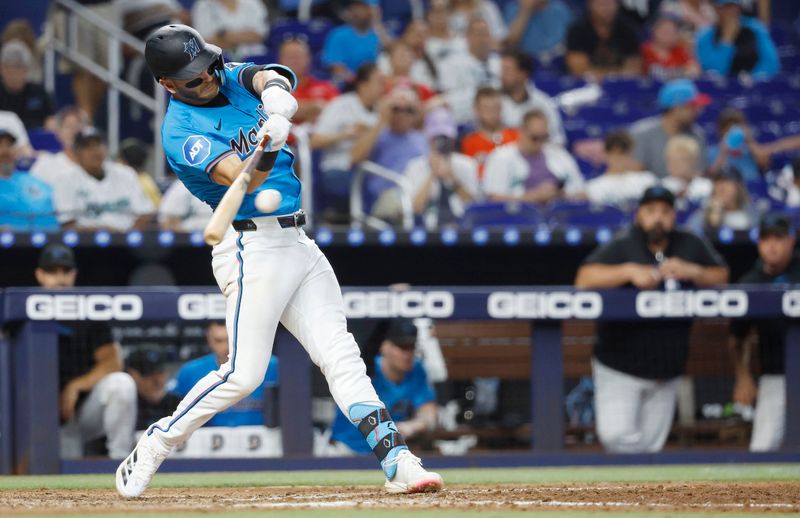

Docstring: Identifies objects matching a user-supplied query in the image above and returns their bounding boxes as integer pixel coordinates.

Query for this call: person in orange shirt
[460,87,518,178]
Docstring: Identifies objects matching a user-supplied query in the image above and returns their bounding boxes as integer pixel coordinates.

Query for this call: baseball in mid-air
[255,189,282,213]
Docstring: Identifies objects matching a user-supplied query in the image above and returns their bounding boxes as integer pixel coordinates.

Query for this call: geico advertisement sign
[178,294,227,320]
[343,291,454,318]
[26,294,143,320]
[635,290,748,318]
[488,291,602,319]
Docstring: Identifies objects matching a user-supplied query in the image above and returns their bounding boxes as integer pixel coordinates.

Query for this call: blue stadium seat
[546,200,630,228]
[461,202,544,228]
[27,129,61,152]
[268,18,333,52]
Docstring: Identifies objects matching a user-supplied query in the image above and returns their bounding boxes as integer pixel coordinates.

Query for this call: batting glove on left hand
[256,114,292,151]
[261,83,298,120]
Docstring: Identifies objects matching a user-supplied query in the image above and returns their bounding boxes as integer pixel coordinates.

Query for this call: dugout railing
[0,286,799,474]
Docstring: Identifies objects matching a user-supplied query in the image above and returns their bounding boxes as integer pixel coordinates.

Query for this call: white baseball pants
[592,358,678,454]
[61,372,137,459]
[147,217,381,448]
[750,375,785,452]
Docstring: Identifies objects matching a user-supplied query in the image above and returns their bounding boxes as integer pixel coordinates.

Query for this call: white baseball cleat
[383,450,444,494]
[115,433,171,498]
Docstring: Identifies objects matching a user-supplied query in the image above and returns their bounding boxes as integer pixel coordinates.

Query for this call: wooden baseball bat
[203,136,271,246]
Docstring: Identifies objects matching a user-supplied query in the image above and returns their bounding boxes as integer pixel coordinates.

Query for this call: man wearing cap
[35,244,137,459]
[50,127,155,231]
[630,78,710,178]
[729,213,799,451]
[382,107,479,229]
[329,319,438,454]
[575,186,728,453]
[696,0,780,80]
[0,127,58,231]
[0,39,54,129]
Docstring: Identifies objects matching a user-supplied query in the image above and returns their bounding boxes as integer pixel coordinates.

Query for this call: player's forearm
[252,70,292,98]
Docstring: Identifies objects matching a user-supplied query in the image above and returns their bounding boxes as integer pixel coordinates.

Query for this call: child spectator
[688,167,758,231]
[641,14,701,79]
[707,108,768,182]
[461,87,519,178]
[662,134,713,204]
[586,131,656,208]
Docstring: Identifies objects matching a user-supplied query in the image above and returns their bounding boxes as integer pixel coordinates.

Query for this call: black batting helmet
[145,24,223,80]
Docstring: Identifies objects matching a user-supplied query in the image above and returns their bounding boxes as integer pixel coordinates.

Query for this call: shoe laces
[383,449,422,469]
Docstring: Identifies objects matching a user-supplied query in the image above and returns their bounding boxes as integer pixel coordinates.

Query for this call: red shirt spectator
[641,15,700,80]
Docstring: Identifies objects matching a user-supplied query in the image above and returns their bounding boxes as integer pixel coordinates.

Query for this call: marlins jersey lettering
[162,62,301,219]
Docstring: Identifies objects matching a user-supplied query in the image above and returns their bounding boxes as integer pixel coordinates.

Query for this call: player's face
[475,95,502,131]
[166,69,220,104]
[35,266,77,289]
[382,340,416,374]
[758,234,795,272]
[206,323,230,363]
[636,201,676,242]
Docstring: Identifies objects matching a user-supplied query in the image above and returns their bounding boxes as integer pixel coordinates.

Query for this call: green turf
[1,463,799,491]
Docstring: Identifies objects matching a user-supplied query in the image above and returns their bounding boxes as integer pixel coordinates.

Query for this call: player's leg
[591,358,647,453]
[117,230,305,497]
[73,372,138,459]
[639,377,679,452]
[280,233,442,493]
[750,374,786,452]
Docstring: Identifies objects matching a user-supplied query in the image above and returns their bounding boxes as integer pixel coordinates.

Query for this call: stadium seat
[268,18,333,52]
[27,129,61,152]
[546,200,630,228]
[461,202,544,228]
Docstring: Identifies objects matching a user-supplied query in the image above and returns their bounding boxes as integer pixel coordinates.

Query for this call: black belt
[232,210,306,231]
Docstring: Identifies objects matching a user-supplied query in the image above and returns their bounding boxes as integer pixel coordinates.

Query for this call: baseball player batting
[115,24,443,497]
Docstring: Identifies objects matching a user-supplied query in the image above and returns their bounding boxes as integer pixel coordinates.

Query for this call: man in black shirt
[0,40,54,129]
[565,0,643,79]
[125,348,182,431]
[35,244,137,459]
[730,213,798,451]
[575,186,729,453]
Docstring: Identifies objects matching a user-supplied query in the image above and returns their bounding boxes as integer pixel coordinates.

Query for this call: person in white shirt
[425,0,468,65]
[53,128,155,231]
[586,131,656,208]
[158,179,213,232]
[661,134,712,205]
[30,106,90,187]
[437,18,501,124]
[191,0,268,60]
[449,0,507,42]
[500,49,565,146]
[311,63,385,217]
[483,109,584,203]
[382,108,479,229]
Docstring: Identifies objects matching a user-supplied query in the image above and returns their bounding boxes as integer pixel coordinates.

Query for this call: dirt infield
[1,482,799,515]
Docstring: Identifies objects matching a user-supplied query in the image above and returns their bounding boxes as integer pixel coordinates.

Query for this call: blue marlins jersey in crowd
[331,356,436,453]
[0,171,58,231]
[169,354,279,427]
[161,62,301,219]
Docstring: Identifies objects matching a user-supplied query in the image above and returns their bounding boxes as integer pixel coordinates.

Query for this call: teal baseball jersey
[162,62,301,219]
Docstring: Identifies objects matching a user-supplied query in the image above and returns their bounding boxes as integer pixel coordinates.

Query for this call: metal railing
[43,0,167,181]
[350,161,414,231]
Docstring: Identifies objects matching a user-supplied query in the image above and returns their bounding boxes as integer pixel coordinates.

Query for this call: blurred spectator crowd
[0,0,800,235]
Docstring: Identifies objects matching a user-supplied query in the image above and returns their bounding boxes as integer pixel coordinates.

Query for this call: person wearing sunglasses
[117,24,443,498]
[483,108,584,204]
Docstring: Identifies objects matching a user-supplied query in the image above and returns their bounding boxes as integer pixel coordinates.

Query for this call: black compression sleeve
[256,150,279,171]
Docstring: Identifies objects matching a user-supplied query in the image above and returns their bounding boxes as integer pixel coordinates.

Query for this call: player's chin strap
[348,403,408,479]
